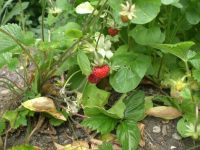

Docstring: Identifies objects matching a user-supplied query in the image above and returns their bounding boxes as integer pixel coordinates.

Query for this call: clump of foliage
[0,0,200,149]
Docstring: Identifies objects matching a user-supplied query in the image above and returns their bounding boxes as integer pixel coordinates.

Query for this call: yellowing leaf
[146,106,182,120]
[22,97,66,121]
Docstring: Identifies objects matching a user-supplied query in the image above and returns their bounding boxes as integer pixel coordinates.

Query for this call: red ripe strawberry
[108,27,119,37]
[88,74,101,84]
[92,65,110,79]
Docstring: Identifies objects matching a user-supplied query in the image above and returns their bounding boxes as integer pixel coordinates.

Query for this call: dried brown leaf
[138,123,145,147]
[22,97,66,121]
[146,106,182,120]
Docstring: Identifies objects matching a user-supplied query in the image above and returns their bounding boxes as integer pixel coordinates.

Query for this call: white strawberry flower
[49,7,62,14]
[75,2,94,14]
[95,33,113,59]
[120,1,136,20]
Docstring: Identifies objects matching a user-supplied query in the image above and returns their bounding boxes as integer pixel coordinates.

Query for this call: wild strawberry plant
[0,0,200,149]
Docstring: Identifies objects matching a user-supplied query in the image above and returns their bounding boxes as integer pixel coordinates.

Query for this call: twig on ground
[26,114,45,143]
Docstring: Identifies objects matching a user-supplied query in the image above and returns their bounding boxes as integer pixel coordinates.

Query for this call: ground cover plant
[0,0,200,149]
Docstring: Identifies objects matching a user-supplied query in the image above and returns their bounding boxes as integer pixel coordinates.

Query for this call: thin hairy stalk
[185,61,190,76]
[3,128,11,150]
[0,28,39,71]
[19,0,25,31]
[157,7,183,79]
[0,76,23,91]
[82,0,102,33]
[43,38,83,83]
[41,0,46,41]
[15,68,28,87]
[63,70,81,89]
[157,55,165,79]
[86,0,109,32]
[68,116,79,140]
[26,114,45,143]
[127,22,131,51]
[0,81,21,96]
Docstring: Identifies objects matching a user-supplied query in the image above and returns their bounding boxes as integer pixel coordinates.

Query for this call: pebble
[153,126,161,133]
[172,133,182,140]
[162,125,167,136]
[170,146,176,149]
[1,89,10,95]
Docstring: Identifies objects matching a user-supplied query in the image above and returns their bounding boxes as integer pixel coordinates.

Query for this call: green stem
[41,0,46,41]
[185,61,190,76]
[63,70,81,89]
[19,0,25,31]
[195,104,199,133]
[157,55,165,79]
[127,22,131,51]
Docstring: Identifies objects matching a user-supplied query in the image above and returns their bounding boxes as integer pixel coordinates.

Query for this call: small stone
[153,126,161,133]
[162,125,167,136]
[170,146,176,149]
[172,133,182,140]
[1,89,10,95]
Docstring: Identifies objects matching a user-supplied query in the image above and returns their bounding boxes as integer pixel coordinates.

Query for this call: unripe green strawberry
[92,65,110,79]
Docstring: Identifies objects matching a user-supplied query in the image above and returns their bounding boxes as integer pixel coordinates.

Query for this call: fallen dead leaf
[33,146,43,150]
[146,106,182,120]
[22,97,66,121]
[138,123,145,147]
[54,141,89,150]
[90,138,121,150]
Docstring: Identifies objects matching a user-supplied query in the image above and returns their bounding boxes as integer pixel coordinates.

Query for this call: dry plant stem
[26,114,45,143]
[68,117,79,140]
[187,144,200,150]
[3,128,11,150]
[0,28,39,71]
[0,136,3,150]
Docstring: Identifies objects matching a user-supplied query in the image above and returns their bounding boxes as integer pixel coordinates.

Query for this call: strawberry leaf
[3,109,29,129]
[82,83,110,107]
[132,0,161,24]
[110,53,151,93]
[193,69,200,82]
[150,41,195,62]
[130,25,165,45]
[124,91,145,121]
[82,113,118,134]
[0,118,6,135]
[9,144,35,150]
[98,142,113,150]
[117,120,140,150]
[77,51,91,76]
